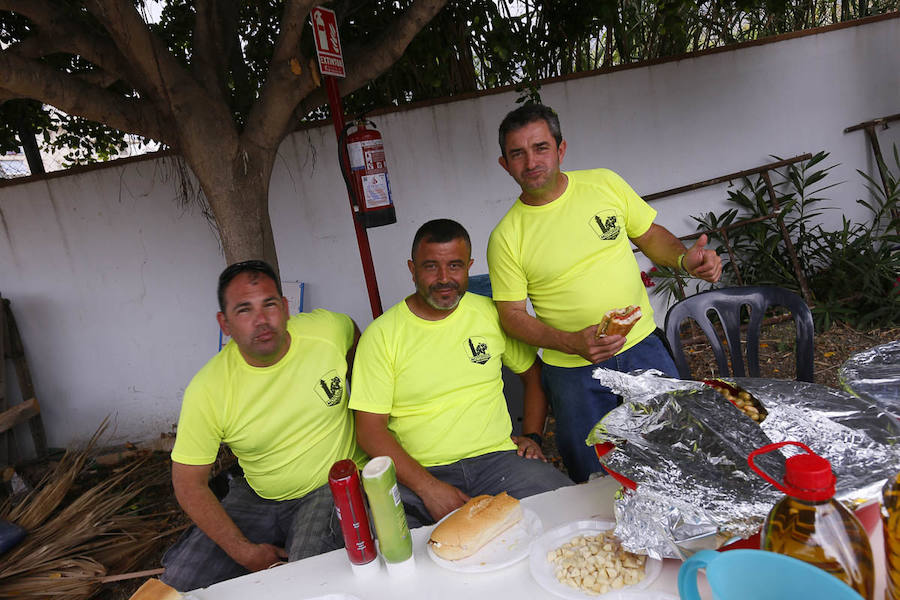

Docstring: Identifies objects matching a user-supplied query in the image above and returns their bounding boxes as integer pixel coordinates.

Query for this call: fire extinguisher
[339,119,397,228]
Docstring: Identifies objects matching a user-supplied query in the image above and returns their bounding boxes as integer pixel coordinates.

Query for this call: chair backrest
[664,286,815,382]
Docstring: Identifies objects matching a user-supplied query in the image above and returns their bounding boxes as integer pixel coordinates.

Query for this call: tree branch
[84,0,211,114]
[297,0,448,117]
[0,50,166,143]
[1,0,160,101]
[192,0,235,98]
[243,0,319,151]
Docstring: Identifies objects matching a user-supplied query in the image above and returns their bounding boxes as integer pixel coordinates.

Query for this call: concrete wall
[1,16,898,451]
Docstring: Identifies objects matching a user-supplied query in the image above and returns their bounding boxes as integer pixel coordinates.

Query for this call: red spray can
[328,459,378,570]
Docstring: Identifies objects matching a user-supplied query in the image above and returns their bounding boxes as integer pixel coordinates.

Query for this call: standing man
[350,219,572,527]
[161,260,364,591]
[487,104,722,483]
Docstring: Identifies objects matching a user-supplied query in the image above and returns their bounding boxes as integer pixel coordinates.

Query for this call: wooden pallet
[0,295,48,466]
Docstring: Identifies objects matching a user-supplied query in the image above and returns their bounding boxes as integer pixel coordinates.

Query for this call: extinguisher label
[348,141,365,170]
[361,173,391,208]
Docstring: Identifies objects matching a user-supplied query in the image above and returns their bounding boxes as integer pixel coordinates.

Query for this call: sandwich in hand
[596,305,642,338]
[428,492,523,560]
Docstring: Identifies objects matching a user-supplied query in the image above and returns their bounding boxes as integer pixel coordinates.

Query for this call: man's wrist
[523,432,543,447]
[677,252,691,276]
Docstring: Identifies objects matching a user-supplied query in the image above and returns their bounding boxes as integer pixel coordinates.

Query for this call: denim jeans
[397,450,573,528]
[542,332,678,483]
[161,478,341,592]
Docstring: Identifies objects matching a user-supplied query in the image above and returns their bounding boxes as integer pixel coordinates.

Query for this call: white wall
[1,16,898,451]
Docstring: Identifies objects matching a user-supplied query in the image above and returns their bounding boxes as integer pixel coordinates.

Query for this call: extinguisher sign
[311,7,345,78]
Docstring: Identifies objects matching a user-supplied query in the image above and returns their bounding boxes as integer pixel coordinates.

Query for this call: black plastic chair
[664,286,815,382]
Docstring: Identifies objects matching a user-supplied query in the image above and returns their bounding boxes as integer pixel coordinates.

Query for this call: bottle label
[391,483,402,506]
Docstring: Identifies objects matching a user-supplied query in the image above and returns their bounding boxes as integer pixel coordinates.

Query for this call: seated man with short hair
[161,260,363,591]
[350,219,572,527]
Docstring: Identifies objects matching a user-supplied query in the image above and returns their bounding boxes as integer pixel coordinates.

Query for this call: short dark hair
[217,260,282,312]
[411,219,472,261]
[498,103,563,158]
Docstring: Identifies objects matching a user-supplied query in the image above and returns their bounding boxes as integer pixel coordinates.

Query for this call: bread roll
[596,305,642,338]
[127,579,181,600]
[428,492,523,560]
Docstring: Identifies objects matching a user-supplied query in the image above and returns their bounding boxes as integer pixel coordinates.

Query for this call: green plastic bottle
[749,441,874,599]
[361,456,414,571]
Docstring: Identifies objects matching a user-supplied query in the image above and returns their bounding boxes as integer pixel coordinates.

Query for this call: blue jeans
[542,332,677,483]
[397,450,573,528]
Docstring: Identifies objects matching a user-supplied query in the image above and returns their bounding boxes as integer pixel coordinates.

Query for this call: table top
[185,477,888,600]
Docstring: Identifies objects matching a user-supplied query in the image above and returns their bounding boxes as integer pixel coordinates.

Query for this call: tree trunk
[15,123,44,176]
[185,141,281,274]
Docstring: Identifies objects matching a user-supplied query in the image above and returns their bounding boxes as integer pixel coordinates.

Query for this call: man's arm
[631,224,722,283]
[354,411,469,521]
[510,359,548,461]
[172,461,287,571]
[495,300,626,364]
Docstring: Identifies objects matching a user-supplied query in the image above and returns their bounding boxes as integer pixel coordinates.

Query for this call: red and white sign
[311,6,345,78]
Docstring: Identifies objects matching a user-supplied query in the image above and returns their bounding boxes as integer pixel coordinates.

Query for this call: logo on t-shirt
[314,370,344,406]
[465,336,491,365]
[590,211,621,241]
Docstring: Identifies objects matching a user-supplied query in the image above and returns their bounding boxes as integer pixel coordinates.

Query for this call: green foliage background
[2,0,898,167]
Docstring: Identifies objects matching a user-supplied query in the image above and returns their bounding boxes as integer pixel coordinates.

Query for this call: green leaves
[657,149,900,330]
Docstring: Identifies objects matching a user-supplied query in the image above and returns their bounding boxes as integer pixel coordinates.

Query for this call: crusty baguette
[428,492,523,560]
[596,305,642,338]
[128,579,181,600]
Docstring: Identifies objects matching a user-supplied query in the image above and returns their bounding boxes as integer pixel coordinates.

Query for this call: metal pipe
[324,76,384,319]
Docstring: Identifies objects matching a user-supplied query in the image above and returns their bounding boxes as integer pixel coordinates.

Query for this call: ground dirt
[6,322,897,599]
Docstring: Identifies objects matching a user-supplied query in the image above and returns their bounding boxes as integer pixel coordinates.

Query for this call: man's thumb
[690,234,708,253]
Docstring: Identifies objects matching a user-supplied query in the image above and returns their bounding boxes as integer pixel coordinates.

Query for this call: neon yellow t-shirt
[487,169,657,368]
[171,309,365,501]
[349,293,535,467]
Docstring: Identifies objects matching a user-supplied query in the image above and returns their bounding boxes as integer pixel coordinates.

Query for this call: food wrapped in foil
[839,340,900,419]
[586,369,900,560]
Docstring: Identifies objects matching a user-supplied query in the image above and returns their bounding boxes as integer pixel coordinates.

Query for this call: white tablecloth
[186,477,886,599]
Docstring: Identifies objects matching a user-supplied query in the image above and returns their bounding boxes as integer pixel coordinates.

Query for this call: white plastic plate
[426,507,543,572]
[529,520,664,600]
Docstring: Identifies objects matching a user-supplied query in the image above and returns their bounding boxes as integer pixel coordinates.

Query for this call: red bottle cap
[748,441,836,502]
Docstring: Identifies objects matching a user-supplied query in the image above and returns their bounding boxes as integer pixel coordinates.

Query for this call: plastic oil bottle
[882,471,900,599]
[748,441,874,599]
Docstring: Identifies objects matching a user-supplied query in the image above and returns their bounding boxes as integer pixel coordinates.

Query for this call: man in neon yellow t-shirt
[161,260,363,591]
[350,219,572,527]
[488,104,722,483]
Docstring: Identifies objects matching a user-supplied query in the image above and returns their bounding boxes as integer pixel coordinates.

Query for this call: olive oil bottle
[749,441,874,599]
[882,471,900,599]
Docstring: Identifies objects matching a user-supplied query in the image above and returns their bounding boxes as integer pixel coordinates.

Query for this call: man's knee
[160,526,248,592]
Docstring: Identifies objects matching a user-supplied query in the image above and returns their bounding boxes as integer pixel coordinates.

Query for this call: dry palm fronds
[2,419,110,529]
[0,419,181,599]
[0,558,105,598]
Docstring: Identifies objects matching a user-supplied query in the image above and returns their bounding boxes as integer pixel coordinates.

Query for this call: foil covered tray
[586,369,900,559]
[839,340,900,419]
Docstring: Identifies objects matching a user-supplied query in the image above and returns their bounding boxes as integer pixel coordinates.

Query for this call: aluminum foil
[587,369,900,560]
[839,340,900,419]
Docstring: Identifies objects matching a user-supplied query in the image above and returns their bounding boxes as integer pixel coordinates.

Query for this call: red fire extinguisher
[339,119,397,228]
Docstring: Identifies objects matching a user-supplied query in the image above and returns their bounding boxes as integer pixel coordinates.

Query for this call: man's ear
[498,155,509,173]
[557,139,567,164]
[281,296,289,314]
[407,259,415,280]
[216,312,230,336]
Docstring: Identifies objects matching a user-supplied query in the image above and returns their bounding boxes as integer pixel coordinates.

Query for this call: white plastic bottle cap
[384,554,416,576]
[349,558,381,577]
